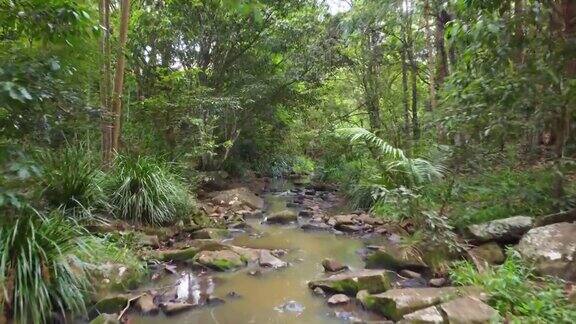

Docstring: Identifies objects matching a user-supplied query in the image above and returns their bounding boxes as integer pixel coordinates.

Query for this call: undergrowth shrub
[106,155,194,225]
[37,144,104,217]
[423,166,570,229]
[450,249,576,322]
[0,208,90,323]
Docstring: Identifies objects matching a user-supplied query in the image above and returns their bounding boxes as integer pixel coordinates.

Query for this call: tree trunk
[424,0,436,111]
[408,48,419,140]
[99,0,112,166]
[401,46,410,137]
[405,6,419,140]
[435,6,450,84]
[110,0,131,153]
[551,0,575,202]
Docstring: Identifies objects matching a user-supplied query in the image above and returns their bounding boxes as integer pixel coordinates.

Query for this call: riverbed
[132,186,382,323]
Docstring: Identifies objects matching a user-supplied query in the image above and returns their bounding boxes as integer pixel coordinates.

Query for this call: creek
[132,181,384,323]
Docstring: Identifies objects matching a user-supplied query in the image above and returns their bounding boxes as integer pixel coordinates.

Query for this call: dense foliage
[451,250,576,322]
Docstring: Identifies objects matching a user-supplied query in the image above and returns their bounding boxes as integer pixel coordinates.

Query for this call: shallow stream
[134,183,380,324]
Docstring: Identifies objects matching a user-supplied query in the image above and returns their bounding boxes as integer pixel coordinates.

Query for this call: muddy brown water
[133,185,382,324]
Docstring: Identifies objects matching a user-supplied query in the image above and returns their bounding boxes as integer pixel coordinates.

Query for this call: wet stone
[301,222,332,231]
[135,293,159,314]
[226,291,242,299]
[275,300,305,314]
[322,258,348,272]
[313,287,326,296]
[298,210,314,218]
[327,294,350,305]
[399,269,422,279]
[400,305,444,324]
[160,302,195,315]
[428,278,447,287]
[259,249,287,268]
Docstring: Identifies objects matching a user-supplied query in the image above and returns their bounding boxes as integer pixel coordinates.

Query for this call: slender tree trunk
[110,0,131,153]
[550,0,575,202]
[424,0,436,111]
[99,0,112,166]
[514,0,525,63]
[405,5,419,140]
[408,48,419,140]
[401,46,410,137]
[436,6,450,84]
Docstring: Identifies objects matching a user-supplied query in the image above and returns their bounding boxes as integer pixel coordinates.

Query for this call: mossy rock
[359,287,487,321]
[194,250,246,271]
[93,295,129,314]
[191,228,231,240]
[90,263,147,295]
[308,270,392,296]
[158,247,200,262]
[266,210,298,224]
[365,246,428,272]
[90,313,120,324]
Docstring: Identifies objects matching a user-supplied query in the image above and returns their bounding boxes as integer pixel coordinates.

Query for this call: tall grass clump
[106,155,193,225]
[0,209,90,323]
[450,249,576,322]
[37,144,104,217]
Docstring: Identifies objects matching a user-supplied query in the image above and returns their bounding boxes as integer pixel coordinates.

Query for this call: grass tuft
[37,144,104,218]
[106,155,193,225]
[0,208,91,323]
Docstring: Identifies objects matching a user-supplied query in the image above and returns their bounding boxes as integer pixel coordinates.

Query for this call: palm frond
[337,127,406,160]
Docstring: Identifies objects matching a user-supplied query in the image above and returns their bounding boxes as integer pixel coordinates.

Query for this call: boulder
[439,296,500,323]
[333,214,355,226]
[266,210,298,224]
[467,242,505,270]
[308,269,392,295]
[134,233,160,248]
[400,305,444,324]
[534,209,576,227]
[229,246,261,263]
[364,246,428,272]
[301,222,332,231]
[211,187,264,210]
[466,216,533,243]
[191,228,231,240]
[322,258,348,272]
[160,302,195,315]
[158,247,199,262]
[518,222,576,281]
[259,250,287,268]
[90,314,120,324]
[337,224,364,232]
[428,278,446,287]
[327,294,350,305]
[135,293,159,314]
[399,269,422,279]
[200,171,229,191]
[359,287,487,321]
[195,250,245,271]
[90,263,145,292]
[355,214,384,226]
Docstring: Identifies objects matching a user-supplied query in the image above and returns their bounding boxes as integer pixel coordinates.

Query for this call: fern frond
[337,127,406,159]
